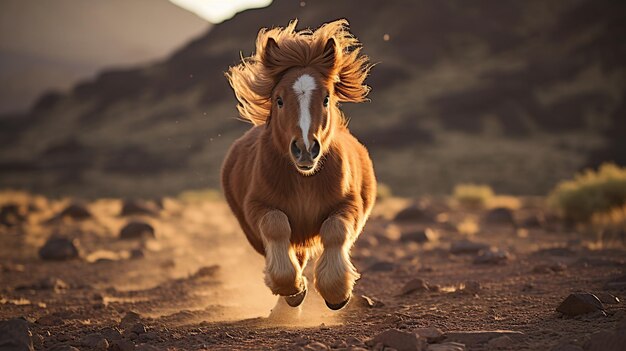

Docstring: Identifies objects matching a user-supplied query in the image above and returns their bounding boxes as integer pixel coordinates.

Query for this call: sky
[169,0,272,23]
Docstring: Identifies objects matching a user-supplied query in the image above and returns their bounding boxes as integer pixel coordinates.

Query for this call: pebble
[427,342,466,351]
[368,329,426,351]
[484,207,515,225]
[80,333,109,350]
[394,204,435,223]
[556,293,604,316]
[0,318,34,351]
[39,236,80,260]
[17,277,68,292]
[594,292,620,304]
[473,249,509,265]
[120,311,141,329]
[459,281,481,295]
[119,221,155,240]
[120,199,159,217]
[400,228,438,244]
[414,327,444,343]
[400,278,430,295]
[450,240,490,255]
[56,202,92,220]
[445,330,523,347]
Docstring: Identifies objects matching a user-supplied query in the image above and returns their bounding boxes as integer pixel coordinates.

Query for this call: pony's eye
[323,95,329,107]
[277,97,283,108]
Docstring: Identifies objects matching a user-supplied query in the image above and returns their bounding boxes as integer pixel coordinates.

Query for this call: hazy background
[0,0,624,198]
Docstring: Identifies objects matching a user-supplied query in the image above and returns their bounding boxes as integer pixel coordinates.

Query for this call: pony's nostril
[311,139,320,159]
[290,140,301,158]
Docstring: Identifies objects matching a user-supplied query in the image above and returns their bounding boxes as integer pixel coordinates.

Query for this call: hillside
[0,0,624,197]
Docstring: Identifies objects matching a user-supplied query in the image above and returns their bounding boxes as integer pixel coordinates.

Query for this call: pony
[222,19,376,310]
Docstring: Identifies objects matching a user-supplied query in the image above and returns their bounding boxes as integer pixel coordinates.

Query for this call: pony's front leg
[259,210,306,301]
[315,215,360,310]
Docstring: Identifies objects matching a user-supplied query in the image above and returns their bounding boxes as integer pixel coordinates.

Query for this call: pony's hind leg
[259,210,306,298]
[314,216,360,310]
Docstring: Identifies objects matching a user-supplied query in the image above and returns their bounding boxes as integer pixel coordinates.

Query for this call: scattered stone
[487,335,513,348]
[99,327,123,341]
[119,221,155,240]
[427,342,466,351]
[484,207,515,225]
[130,323,147,335]
[400,228,438,244]
[365,260,397,272]
[394,204,435,223]
[109,339,136,351]
[353,295,385,308]
[450,240,490,255]
[38,236,80,261]
[56,203,92,220]
[120,199,159,217]
[445,330,523,347]
[400,278,430,295]
[414,327,444,343]
[17,277,68,292]
[305,341,329,350]
[556,293,604,316]
[473,249,509,265]
[604,275,626,290]
[368,329,426,351]
[0,203,27,227]
[191,265,220,279]
[80,333,109,351]
[459,281,481,295]
[594,292,620,304]
[0,318,34,351]
[532,263,566,274]
[120,311,141,330]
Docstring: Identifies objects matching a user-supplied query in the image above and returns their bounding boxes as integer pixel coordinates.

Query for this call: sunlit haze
[169,0,272,23]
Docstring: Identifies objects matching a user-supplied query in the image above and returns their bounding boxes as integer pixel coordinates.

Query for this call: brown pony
[222,19,376,310]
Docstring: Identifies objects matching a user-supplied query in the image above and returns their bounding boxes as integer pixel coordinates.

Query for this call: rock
[0,318,34,351]
[18,277,68,292]
[394,205,435,223]
[129,323,147,335]
[0,203,27,227]
[57,203,92,220]
[484,207,515,225]
[445,330,523,347]
[594,292,620,304]
[400,278,430,295]
[427,342,466,351]
[604,275,626,290]
[109,340,136,351]
[532,263,566,274]
[80,333,109,350]
[414,327,444,343]
[487,335,513,348]
[556,293,604,316]
[459,281,481,295]
[38,236,80,260]
[120,199,159,217]
[473,249,509,265]
[120,311,141,329]
[368,329,426,351]
[305,341,329,350]
[99,327,123,341]
[119,221,155,240]
[353,295,385,308]
[450,240,490,255]
[400,228,438,244]
[365,260,397,272]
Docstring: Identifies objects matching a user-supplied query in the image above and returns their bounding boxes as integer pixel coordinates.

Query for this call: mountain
[1,0,625,198]
[0,0,210,114]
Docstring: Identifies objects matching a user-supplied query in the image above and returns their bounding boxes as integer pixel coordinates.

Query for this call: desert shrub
[453,183,494,208]
[592,205,626,232]
[548,163,626,222]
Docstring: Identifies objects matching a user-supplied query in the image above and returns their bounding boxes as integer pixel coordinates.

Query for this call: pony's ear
[262,37,281,70]
[319,38,337,72]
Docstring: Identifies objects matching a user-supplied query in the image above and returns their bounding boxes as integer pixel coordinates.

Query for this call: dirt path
[0,193,624,350]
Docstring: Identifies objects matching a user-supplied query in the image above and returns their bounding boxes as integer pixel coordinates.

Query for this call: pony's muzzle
[290,138,321,172]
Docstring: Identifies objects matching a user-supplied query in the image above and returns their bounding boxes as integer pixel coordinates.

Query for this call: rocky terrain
[1,191,624,350]
[1,0,625,197]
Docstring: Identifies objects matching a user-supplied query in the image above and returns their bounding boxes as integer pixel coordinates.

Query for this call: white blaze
[292,74,316,150]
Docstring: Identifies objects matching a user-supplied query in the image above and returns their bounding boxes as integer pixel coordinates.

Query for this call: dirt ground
[0,191,624,350]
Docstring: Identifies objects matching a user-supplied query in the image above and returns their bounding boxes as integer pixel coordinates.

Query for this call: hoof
[284,287,307,307]
[325,295,350,310]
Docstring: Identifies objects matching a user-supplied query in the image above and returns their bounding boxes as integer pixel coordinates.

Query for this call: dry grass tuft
[453,183,494,209]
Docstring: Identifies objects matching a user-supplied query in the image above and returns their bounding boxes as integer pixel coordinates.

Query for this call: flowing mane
[227,19,372,125]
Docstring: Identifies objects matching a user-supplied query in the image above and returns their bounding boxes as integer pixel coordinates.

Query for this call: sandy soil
[0,192,624,350]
